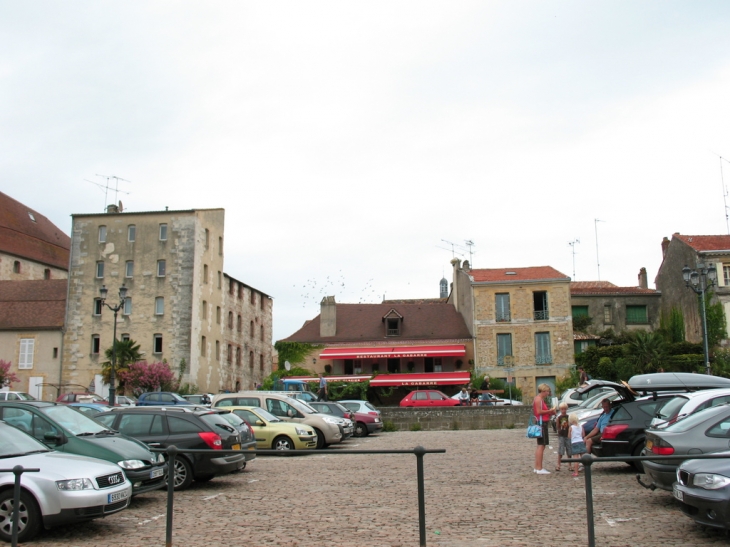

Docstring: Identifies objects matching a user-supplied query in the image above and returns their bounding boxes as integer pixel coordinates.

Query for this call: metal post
[699,285,712,375]
[582,455,595,547]
[415,446,426,547]
[165,446,178,547]
[11,465,22,547]
[109,307,118,406]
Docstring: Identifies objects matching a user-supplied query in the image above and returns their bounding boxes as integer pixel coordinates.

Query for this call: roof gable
[469,266,570,283]
[674,234,730,253]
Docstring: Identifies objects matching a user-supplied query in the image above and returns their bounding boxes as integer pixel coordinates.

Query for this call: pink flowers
[0,360,19,388]
[118,361,177,396]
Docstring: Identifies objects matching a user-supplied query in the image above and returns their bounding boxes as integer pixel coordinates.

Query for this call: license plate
[232,444,241,450]
[108,490,129,503]
[248,445,255,450]
[673,486,683,502]
[150,467,164,479]
[646,440,653,450]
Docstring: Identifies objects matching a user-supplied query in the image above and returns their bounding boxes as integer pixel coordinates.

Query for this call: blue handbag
[526,415,543,438]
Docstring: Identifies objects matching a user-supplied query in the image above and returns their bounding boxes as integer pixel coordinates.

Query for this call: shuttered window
[535,332,552,365]
[626,305,648,324]
[497,334,512,366]
[19,338,34,369]
[495,294,511,322]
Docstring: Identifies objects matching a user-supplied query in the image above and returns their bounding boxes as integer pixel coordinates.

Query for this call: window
[250,291,255,305]
[260,325,264,341]
[236,347,241,366]
[201,336,206,356]
[168,416,202,434]
[98,225,107,242]
[386,318,400,336]
[44,268,50,279]
[125,261,134,278]
[218,236,223,255]
[96,261,104,278]
[19,338,35,369]
[128,225,136,242]
[203,264,208,283]
[626,305,648,324]
[603,305,613,324]
[123,297,132,315]
[215,341,220,361]
[238,285,243,299]
[204,228,209,249]
[725,265,730,286]
[495,293,511,322]
[153,334,163,354]
[228,312,233,329]
[229,279,235,295]
[535,332,552,364]
[497,333,513,366]
[12,261,20,274]
[249,351,254,370]
[216,306,221,324]
[237,315,242,332]
[155,297,164,315]
[227,344,232,364]
[261,295,265,310]
[157,260,166,277]
[260,354,264,372]
[533,291,549,320]
[202,301,207,319]
[250,321,254,338]
[217,271,221,289]
[159,223,167,241]
[572,306,589,319]
[121,333,130,342]
[93,298,102,315]
[52,347,58,359]
[91,335,100,355]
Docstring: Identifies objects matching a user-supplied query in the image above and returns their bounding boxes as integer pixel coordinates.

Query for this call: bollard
[414,446,426,547]
[165,446,178,547]
[0,465,40,547]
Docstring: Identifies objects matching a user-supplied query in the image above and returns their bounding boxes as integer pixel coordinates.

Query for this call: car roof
[0,401,56,408]
[98,405,212,415]
[629,372,730,391]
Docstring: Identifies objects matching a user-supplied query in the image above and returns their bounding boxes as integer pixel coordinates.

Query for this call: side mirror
[255,420,265,427]
[44,432,66,445]
[287,409,295,417]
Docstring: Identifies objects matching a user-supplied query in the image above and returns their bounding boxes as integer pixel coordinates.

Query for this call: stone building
[222,273,273,391]
[0,191,70,280]
[0,280,66,400]
[449,259,574,398]
[62,206,262,395]
[655,234,730,344]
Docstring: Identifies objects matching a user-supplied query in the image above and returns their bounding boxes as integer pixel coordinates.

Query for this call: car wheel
[354,422,368,437]
[0,489,41,543]
[273,436,294,450]
[313,428,326,449]
[631,444,644,473]
[195,474,215,483]
[169,456,194,490]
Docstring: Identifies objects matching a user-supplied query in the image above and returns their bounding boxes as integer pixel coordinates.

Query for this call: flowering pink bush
[118,361,177,396]
[0,360,19,388]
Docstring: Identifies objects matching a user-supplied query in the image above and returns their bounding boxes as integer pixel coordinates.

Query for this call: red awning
[319,345,466,360]
[285,375,371,383]
[369,371,471,387]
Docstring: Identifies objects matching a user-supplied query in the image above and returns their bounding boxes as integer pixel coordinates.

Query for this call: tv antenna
[568,238,580,280]
[464,239,476,266]
[437,239,465,258]
[594,219,605,280]
[85,175,131,212]
[710,151,730,235]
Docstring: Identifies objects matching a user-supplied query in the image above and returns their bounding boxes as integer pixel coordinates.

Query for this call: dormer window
[387,318,400,336]
[383,308,403,337]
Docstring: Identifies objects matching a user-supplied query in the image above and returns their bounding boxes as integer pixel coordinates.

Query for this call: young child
[569,413,586,477]
[555,402,571,471]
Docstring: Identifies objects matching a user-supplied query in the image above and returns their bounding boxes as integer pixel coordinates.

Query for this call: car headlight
[152,452,165,464]
[323,417,340,425]
[693,473,730,490]
[295,427,310,435]
[57,478,94,491]
[374,418,381,423]
[118,459,145,470]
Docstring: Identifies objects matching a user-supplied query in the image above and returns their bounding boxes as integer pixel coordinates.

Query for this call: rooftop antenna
[594,219,605,280]
[91,174,131,212]
[464,239,476,266]
[568,238,580,280]
[437,239,464,258]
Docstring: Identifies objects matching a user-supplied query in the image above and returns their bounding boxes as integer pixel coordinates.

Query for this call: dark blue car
[136,392,194,406]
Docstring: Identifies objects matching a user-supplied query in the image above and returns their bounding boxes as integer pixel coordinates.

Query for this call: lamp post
[99,284,128,406]
[682,263,717,375]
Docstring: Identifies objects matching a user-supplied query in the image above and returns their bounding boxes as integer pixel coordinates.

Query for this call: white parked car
[338,400,381,417]
[649,388,730,428]
[0,421,132,542]
[449,392,523,405]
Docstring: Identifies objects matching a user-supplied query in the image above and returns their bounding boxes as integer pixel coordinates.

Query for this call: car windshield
[660,404,730,433]
[0,424,50,457]
[199,413,236,433]
[16,393,36,401]
[655,396,689,420]
[333,403,350,413]
[40,405,106,435]
[578,391,614,409]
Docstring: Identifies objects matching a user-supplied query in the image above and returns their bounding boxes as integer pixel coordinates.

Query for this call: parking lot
[21,429,730,547]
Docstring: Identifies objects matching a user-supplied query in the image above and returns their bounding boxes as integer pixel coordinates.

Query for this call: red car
[399,390,461,408]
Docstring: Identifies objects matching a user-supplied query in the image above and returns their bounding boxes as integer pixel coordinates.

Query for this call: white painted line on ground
[203,494,221,500]
[138,514,165,526]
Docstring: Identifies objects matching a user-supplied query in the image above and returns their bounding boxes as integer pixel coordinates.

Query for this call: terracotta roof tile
[469,266,569,283]
[281,301,471,343]
[0,192,70,269]
[0,280,67,330]
[674,234,730,253]
[570,281,659,296]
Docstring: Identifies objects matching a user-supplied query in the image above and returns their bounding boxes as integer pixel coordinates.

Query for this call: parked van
[211,392,342,449]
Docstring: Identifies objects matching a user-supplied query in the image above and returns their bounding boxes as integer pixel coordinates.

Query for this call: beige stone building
[450,259,574,399]
[62,206,264,395]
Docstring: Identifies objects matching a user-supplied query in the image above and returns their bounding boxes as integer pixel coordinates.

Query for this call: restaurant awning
[285,375,372,383]
[369,371,471,387]
[319,345,466,360]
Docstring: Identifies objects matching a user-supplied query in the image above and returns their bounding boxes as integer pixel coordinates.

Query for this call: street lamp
[682,263,717,375]
[99,284,128,406]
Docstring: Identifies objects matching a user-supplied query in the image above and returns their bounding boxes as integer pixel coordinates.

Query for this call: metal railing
[566,452,730,547]
[533,310,549,320]
[156,445,445,547]
[0,465,40,547]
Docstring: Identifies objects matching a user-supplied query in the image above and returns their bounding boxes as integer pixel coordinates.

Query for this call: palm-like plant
[624,331,667,374]
[101,339,143,388]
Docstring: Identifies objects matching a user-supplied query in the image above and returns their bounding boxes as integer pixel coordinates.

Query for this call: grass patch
[382,420,397,432]
[451,421,460,430]
[505,423,515,429]
[410,422,422,431]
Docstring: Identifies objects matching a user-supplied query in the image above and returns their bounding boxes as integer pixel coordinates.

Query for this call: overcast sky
[4,2,730,341]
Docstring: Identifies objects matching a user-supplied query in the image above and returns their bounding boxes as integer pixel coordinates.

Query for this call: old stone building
[450,259,574,398]
[222,273,273,391]
[655,234,730,344]
[0,191,70,280]
[62,206,252,395]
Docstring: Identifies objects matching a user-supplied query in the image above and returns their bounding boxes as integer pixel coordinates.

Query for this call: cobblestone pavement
[22,429,730,547]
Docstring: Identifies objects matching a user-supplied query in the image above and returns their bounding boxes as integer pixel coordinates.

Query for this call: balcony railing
[535,354,553,365]
[495,312,511,322]
[387,329,400,336]
[533,310,549,321]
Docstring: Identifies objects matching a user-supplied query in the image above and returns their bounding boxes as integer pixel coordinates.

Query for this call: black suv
[94,407,253,490]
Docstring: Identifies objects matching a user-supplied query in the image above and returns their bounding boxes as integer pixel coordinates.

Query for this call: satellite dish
[284,361,291,371]
[118,200,124,212]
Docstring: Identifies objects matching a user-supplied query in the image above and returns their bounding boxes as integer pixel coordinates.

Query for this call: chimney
[661,236,670,258]
[320,296,336,337]
[450,258,461,311]
[106,204,119,214]
[638,267,648,289]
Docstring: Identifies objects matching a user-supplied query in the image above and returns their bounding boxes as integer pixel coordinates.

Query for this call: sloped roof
[281,301,472,343]
[674,234,730,253]
[469,266,570,283]
[0,192,70,269]
[571,281,659,296]
[0,280,67,330]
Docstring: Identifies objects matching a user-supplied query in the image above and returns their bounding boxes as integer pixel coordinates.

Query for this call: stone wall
[380,405,533,431]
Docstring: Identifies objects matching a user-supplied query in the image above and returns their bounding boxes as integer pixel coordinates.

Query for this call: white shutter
[19,338,34,369]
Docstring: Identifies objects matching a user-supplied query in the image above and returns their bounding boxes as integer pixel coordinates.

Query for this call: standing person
[317,372,328,401]
[569,413,586,477]
[533,383,557,474]
[585,398,613,455]
[458,387,470,406]
[484,376,491,391]
[555,402,571,472]
[578,367,589,386]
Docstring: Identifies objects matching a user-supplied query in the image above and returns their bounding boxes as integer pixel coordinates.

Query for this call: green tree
[704,291,728,349]
[273,341,324,369]
[624,331,667,374]
[101,339,143,388]
[660,307,685,343]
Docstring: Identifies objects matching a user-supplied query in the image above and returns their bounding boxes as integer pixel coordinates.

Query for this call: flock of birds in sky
[295,271,381,309]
